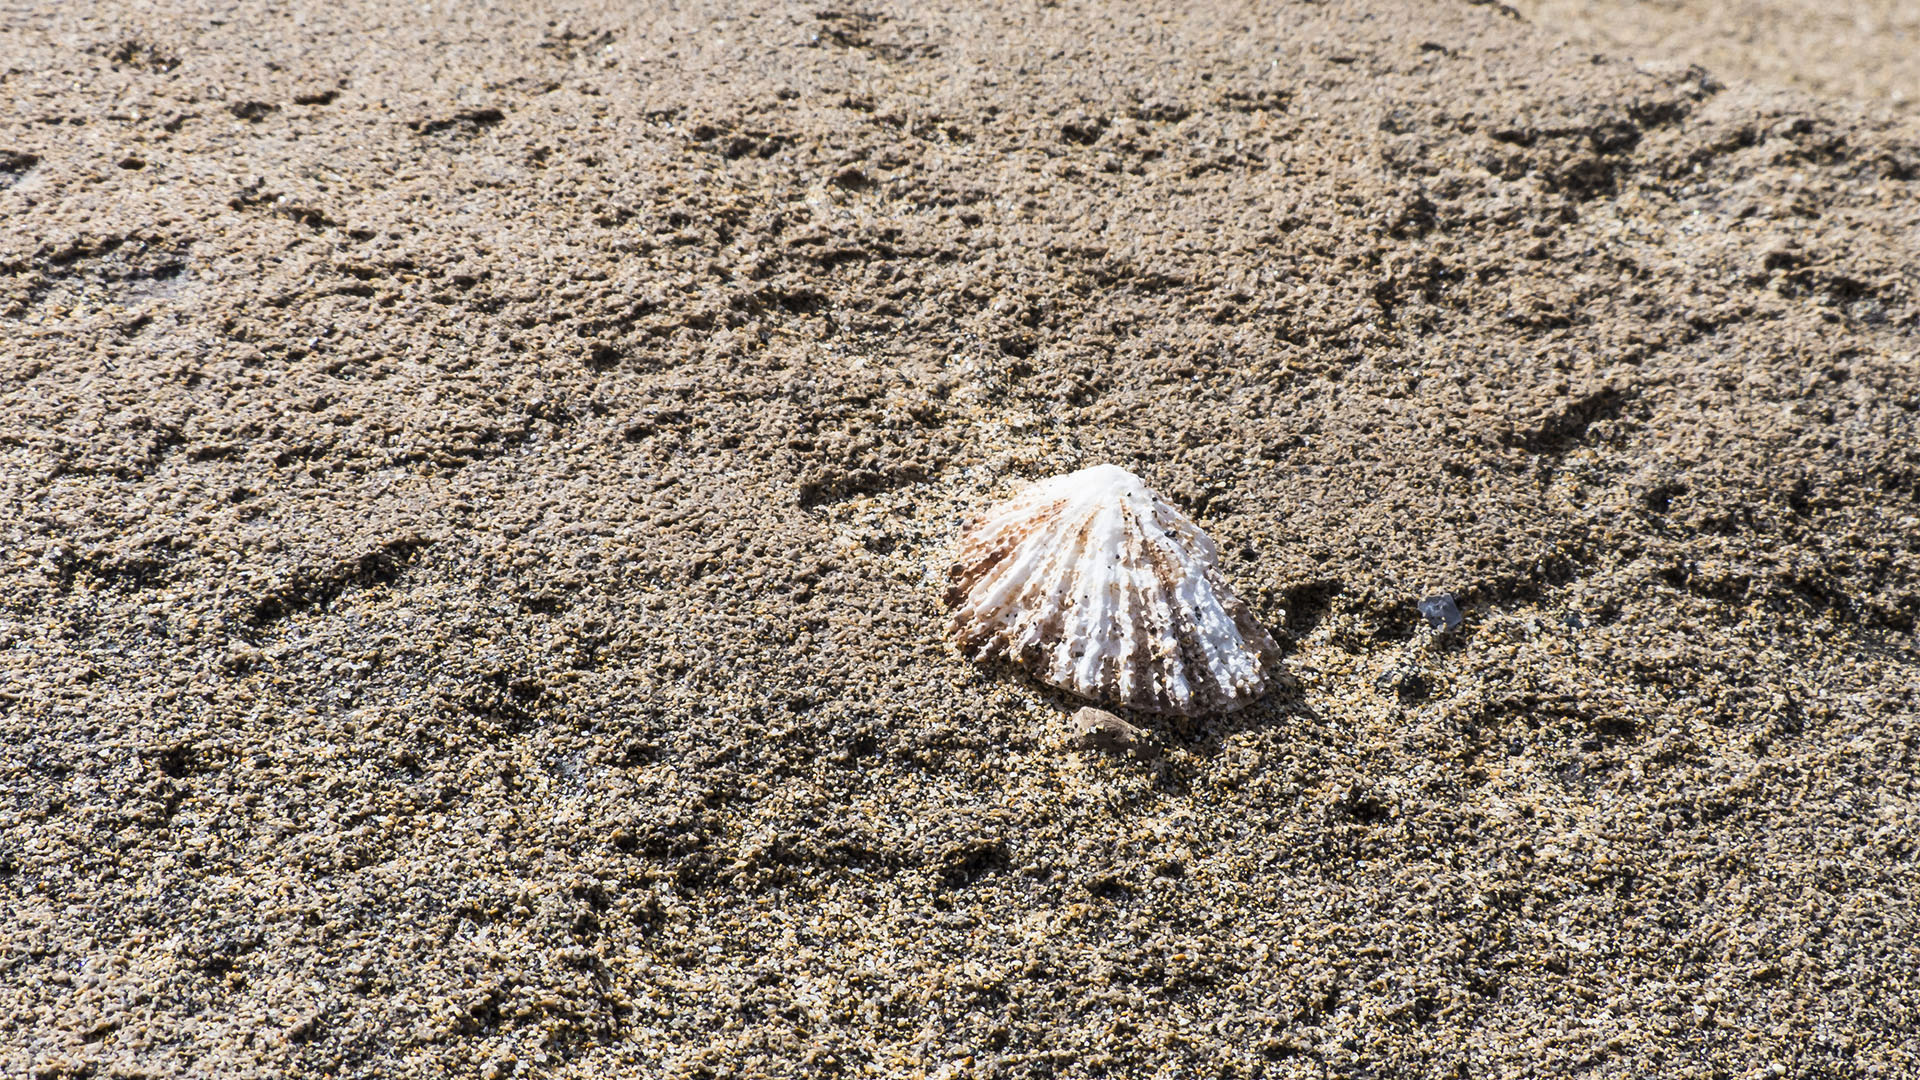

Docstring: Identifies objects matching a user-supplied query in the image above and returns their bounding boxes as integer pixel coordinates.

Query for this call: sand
[1514,0,1920,121]
[3,0,1918,1077]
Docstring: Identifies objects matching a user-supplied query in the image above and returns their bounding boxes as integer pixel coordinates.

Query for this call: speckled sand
[3,1,1918,1077]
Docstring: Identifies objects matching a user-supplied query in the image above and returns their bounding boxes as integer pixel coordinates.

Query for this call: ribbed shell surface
[944,465,1281,716]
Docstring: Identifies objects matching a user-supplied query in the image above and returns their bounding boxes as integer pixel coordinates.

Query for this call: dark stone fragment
[1418,593,1462,631]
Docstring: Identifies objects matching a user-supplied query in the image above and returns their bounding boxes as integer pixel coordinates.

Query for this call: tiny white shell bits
[944,464,1282,716]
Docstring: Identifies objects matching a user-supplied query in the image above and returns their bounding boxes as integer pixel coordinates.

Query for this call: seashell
[944,464,1281,716]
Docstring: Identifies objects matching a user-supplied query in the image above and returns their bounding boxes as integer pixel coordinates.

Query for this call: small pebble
[1374,666,1430,704]
[1418,593,1462,631]
[1068,707,1154,755]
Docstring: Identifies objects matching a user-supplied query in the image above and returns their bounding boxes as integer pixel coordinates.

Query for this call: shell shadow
[1152,671,1318,758]
[977,654,1318,764]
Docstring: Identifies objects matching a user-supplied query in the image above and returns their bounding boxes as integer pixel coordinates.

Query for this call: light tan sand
[1512,0,1920,118]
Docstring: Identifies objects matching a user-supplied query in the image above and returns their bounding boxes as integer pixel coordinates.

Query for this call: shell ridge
[963,504,1072,645]
[1177,569,1251,704]
[1056,504,1113,693]
[1030,510,1099,681]
[1114,502,1153,707]
[1073,500,1131,698]
[1139,526,1194,712]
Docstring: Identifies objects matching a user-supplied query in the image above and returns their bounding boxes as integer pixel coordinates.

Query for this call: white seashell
[944,464,1281,716]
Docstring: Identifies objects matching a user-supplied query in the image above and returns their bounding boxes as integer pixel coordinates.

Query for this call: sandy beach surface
[3,1,1918,1076]
[1514,0,1920,121]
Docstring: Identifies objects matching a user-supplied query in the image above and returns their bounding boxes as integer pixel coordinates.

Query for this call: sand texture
[1513,0,1920,121]
[3,0,1918,1077]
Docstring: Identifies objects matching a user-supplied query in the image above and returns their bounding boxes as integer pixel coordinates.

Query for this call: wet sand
[3,1,1918,1076]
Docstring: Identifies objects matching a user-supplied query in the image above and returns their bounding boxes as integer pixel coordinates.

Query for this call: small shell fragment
[1068,706,1154,754]
[944,464,1281,715]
